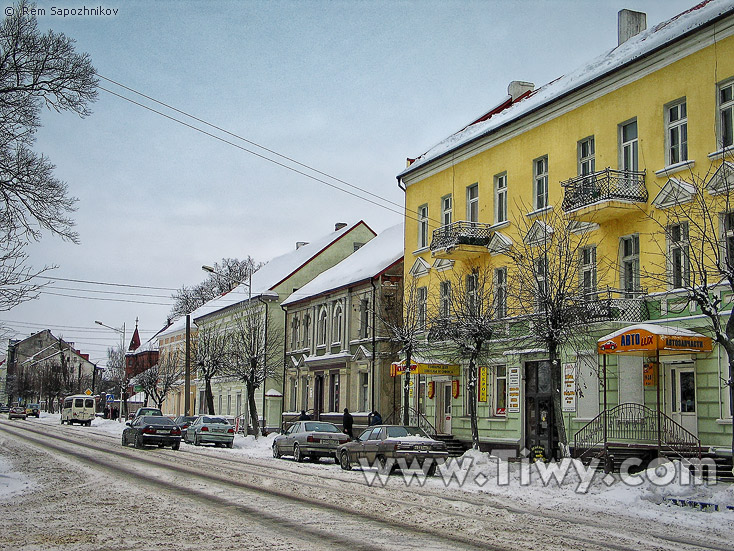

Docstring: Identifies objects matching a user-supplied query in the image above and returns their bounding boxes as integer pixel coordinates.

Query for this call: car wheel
[425,462,437,477]
[171,441,180,451]
[339,450,352,471]
[121,434,127,446]
[377,455,394,474]
[293,443,304,463]
[194,434,200,446]
[227,441,233,449]
[134,434,144,449]
[273,443,281,458]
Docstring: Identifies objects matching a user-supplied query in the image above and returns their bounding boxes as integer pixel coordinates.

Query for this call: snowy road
[1,416,733,550]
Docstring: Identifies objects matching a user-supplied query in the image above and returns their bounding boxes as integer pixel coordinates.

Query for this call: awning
[597,323,713,356]
[390,357,460,376]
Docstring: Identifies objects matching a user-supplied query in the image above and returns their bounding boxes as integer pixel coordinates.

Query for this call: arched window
[333,304,343,345]
[317,308,328,346]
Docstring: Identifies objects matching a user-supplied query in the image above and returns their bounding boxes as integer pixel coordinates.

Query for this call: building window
[332,304,343,345]
[722,212,734,269]
[317,308,328,346]
[467,184,479,223]
[290,315,299,349]
[418,204,429,248]
[535,257,547,311]
[302,376,309,411]
[720,80,734,149]
[288,380,297,412]
[417,286,427,330]
[466,271,478,316]
[442,195,452,227]
[359,372,369,412]
[302,313,310,348]
[668,223,689,289]
[666,100,688,165]
[440,280,451,319]
[494,267,507,318]
[620,120,638,172]
[620,234,640,297]
[329,372,340,412]
[534,156,548,210]
[494,365,507,416]
[578,136,595,175]
[494,173,507,224]
[359,298,369,339]
[580,246,597,298]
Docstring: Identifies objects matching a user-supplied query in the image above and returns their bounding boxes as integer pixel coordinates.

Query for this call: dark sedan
[8,406,27,420]
[272,421,350,463]
[122,415,181,450]
[337,425,448,475]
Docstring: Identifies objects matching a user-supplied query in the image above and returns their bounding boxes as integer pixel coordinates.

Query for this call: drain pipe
[371,278,377,413]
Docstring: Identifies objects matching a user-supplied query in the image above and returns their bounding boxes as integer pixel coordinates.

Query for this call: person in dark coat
[368,410,382,426]
[298,410,311,421]
[342,408,354,438]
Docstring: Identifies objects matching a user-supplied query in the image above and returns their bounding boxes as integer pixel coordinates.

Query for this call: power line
[37,290,172,306]
[42,285,171,299]
[33,274,178,291]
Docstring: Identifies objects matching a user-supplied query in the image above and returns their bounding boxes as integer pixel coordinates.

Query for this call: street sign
[84,388,93,396]
[134,385,142,393]
[106,394,114,402]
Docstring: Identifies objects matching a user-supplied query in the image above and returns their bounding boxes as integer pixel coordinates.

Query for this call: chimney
[296,241,309,250]
[335,222,348,231]
[508,81,534,101]
[618,9,646,46]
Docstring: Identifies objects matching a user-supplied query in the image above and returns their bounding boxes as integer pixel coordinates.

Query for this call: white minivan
[61,395,96,426]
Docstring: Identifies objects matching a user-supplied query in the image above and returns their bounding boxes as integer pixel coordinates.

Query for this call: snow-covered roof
[598,323,707,342]
[192,221,374,322]
[398,0,734,180]
[281,223,403,307]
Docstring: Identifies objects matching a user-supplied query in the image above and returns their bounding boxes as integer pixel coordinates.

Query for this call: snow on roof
[398,0,733,180]
[192,221,374,322]
[281,223,403,307]
[598,323,706,342]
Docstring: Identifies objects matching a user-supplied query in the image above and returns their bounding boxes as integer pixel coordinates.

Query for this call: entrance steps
[433,434,470,457]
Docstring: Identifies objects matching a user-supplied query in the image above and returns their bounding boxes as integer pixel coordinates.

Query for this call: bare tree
[136,349,184,409]
[227,301,282,437]
[430,260,501,450]
[0,1,97,310]
[641,157,734,457]
[194,321,229,415]
[103,344,126,419]
[378,275,426,425]
[169,257,261,319]
[505,204,596,457]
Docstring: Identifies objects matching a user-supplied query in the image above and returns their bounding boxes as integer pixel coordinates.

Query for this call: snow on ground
[10,412,734,529]
[0,454,33,499]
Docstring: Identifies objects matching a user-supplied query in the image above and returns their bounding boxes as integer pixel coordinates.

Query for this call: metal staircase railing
[383,407,438,437]
[574,403,701,463]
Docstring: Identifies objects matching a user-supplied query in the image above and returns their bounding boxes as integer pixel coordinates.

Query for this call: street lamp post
[95,320,126,422]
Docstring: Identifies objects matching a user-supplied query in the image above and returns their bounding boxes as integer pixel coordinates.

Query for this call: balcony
[561,168,647,222]
[574,288,649,324]
[430,221,492,259]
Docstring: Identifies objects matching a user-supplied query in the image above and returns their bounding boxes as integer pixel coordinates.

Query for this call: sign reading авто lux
[597,327,713,355]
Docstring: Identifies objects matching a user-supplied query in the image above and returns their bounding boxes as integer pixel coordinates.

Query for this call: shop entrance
[667,364,698,437]
[524,361,557,460]
[436,382,452,434]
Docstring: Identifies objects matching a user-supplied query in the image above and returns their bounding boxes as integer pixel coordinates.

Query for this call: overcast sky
[0,0,700,366]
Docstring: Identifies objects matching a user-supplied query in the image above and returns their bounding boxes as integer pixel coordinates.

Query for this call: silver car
[272,421,350,463]
[184,415,234,448]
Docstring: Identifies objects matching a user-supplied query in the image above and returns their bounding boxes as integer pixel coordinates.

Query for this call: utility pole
[185,314,191,415]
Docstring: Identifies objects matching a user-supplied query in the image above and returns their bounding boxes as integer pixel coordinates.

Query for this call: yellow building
[397,2,734,465]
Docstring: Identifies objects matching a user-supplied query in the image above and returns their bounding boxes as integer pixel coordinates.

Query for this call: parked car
[173,415,198,439]
[8,406,27,420]
[122,416,181,450]
[337,425,449,475]
[184,416,234,448]
[272,421,350,463]
[0,404,10,414]
[25,404,40,418]
[131,407,163,419]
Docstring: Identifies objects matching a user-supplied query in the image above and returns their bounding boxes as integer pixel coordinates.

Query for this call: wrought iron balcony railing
[430,221,493,252]
[574,287,649,323]
[561,168,647,212]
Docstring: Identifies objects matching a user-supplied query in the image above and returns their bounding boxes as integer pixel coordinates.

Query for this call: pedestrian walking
[368,410,382,426]
[299,409,311,421]
[342,408,354,438]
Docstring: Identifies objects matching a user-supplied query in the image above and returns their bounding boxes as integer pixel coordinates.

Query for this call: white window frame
[535,257,548,312]
[620,119,639,172]
[494,267,507,319]
[359,298,369,339]
[534,156,549,210]
[580,245,597,299]
[620,234,640,297]
[493,365,507,417]
[332,303,343,345]
[666,99,688,165]
[417,286,428,331]
[417,204,429,249]
[721,211,734,270]
[719,79,734,150]
[467,184,479,223]
[440,280,451,319]
[466,271,478,316]
[317,308,328,346]
[494,173,507,224]
[578,136,595,176]
[359,372,369,412]
[441,195,452,227]
[668,222,690,289]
